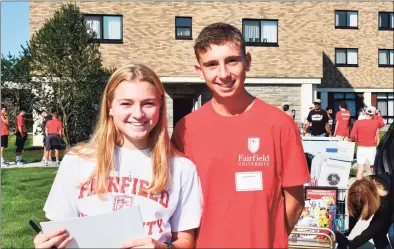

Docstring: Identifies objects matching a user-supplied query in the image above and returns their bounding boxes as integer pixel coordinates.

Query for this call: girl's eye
[120,102,130,106]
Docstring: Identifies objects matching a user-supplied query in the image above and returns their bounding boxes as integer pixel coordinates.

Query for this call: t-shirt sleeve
[43,154,79,220]
[335,112,341,122]
[170,159,202,232]
[281,118,310,187]
[171,118,187,153]
[307,111,312,122]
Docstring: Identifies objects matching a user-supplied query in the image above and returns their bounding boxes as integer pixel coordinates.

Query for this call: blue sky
[1,2,29,57]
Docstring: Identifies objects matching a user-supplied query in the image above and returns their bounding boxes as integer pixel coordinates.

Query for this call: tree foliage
[1,48,35,131]
[28,3,112,145]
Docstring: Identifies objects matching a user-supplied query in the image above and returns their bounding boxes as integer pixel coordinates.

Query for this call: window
[333,93,357,118]
[377,93,394,124]
[85,14,123,43]
[175,17,192,40]
[242,19,278,46]
[379,49,394,67]
[379,12,394,30]
[335,10,358,29]
[335,48,358,66]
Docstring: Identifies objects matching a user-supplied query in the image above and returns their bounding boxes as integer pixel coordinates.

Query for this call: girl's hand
[120,237,166,249]
[33,229,73,249]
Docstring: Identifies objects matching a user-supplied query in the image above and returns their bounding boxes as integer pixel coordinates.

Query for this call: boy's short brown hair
[194,22,246,62]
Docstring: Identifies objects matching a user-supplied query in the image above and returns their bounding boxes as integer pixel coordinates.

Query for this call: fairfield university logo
[238,137,270,167]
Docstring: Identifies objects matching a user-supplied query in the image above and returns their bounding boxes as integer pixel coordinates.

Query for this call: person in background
[44,112,63,165]
[15,108,27,165]
[335,174,393,249]
[358,107,367,120]
[282,104,292,117]
[334,103,351,141]
[326,107,334,135]
[291,109,296,120]
[41,110,53,164]
[1,105,10,167]
[349,106,385,180]
[303,99,331,137]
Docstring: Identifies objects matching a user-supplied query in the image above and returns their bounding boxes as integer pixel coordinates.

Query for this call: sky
[1,1,29,57]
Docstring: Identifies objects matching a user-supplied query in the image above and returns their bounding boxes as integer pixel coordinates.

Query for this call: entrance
[173,96,195,127]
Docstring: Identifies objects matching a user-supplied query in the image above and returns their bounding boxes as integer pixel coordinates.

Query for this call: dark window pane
[176,27,191,37]
[176,17,192,27]
[380,13,390,28]
[336,11,347,26]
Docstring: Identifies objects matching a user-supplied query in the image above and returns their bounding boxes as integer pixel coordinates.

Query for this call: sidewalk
[1,161,60,168]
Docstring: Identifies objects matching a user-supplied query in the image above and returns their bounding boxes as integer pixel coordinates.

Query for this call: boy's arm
[283,185,305,235]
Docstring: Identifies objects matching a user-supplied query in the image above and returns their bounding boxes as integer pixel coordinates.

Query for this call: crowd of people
[0,106,64,167]
[0,21,391,249]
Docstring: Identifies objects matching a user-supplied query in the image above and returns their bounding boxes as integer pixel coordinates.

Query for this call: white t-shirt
[44,146,202,242]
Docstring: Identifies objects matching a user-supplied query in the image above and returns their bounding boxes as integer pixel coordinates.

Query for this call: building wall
[320,2,393,89]
[29,1,325,78]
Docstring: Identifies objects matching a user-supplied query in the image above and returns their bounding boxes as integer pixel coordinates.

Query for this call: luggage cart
[289,226,336,249]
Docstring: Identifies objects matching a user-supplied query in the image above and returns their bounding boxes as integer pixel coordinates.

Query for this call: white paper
[40,207,146,248]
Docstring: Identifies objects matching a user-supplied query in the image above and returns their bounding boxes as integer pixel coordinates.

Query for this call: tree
[1,48,35,131]
[28,3,112,145]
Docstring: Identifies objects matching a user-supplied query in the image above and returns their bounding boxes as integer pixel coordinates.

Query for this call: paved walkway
[1,161,60,169]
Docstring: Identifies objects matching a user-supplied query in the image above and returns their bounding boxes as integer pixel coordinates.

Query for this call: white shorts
[357,146,377,165]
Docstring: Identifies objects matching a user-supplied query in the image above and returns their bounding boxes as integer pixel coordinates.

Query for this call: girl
[336,174,393,249]
[33,64,202,249]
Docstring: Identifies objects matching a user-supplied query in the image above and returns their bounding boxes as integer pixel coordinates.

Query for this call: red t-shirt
[1,115,9,136]
[335,110,351,136]
[16,114,27,133]
[349,119,380,147]
[46,119,63,134]
[172,99,310,248]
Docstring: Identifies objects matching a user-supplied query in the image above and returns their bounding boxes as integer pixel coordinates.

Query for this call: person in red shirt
[334,103,351,141]
[1,105,10,167]
[350,106,384,180]
[15,109,27,165]
[171,22,310,248]
[44,112,63,165]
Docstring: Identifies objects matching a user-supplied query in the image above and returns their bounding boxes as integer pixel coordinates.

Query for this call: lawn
[1,167,57,248]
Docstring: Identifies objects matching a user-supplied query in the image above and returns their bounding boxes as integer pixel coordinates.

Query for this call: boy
[172,22,309,248]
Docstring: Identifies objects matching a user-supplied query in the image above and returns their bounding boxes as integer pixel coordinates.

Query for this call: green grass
[3,135,64,163]
[1,167,57,248]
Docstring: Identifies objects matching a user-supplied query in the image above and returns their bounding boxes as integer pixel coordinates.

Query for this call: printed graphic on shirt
[44,151,201,243]
[238,137,271,167]
[311,114,323,121]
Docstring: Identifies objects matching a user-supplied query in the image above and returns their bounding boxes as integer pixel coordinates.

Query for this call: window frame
[378,49,394,67]
[242,18,279,47]
[175,16,193,40]
[378,11,394,31]
[335,10,359,29]
[376,93,394,124]
[84,14,123,44]
[335,48,359,67]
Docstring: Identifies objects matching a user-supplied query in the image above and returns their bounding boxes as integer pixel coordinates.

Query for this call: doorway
[173,96,195,127]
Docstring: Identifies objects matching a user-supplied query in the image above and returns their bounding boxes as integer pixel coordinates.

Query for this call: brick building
[29,1,393,137]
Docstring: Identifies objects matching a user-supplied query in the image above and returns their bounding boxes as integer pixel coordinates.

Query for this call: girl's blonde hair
[348,178,381,220]
[72,64,174,198]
